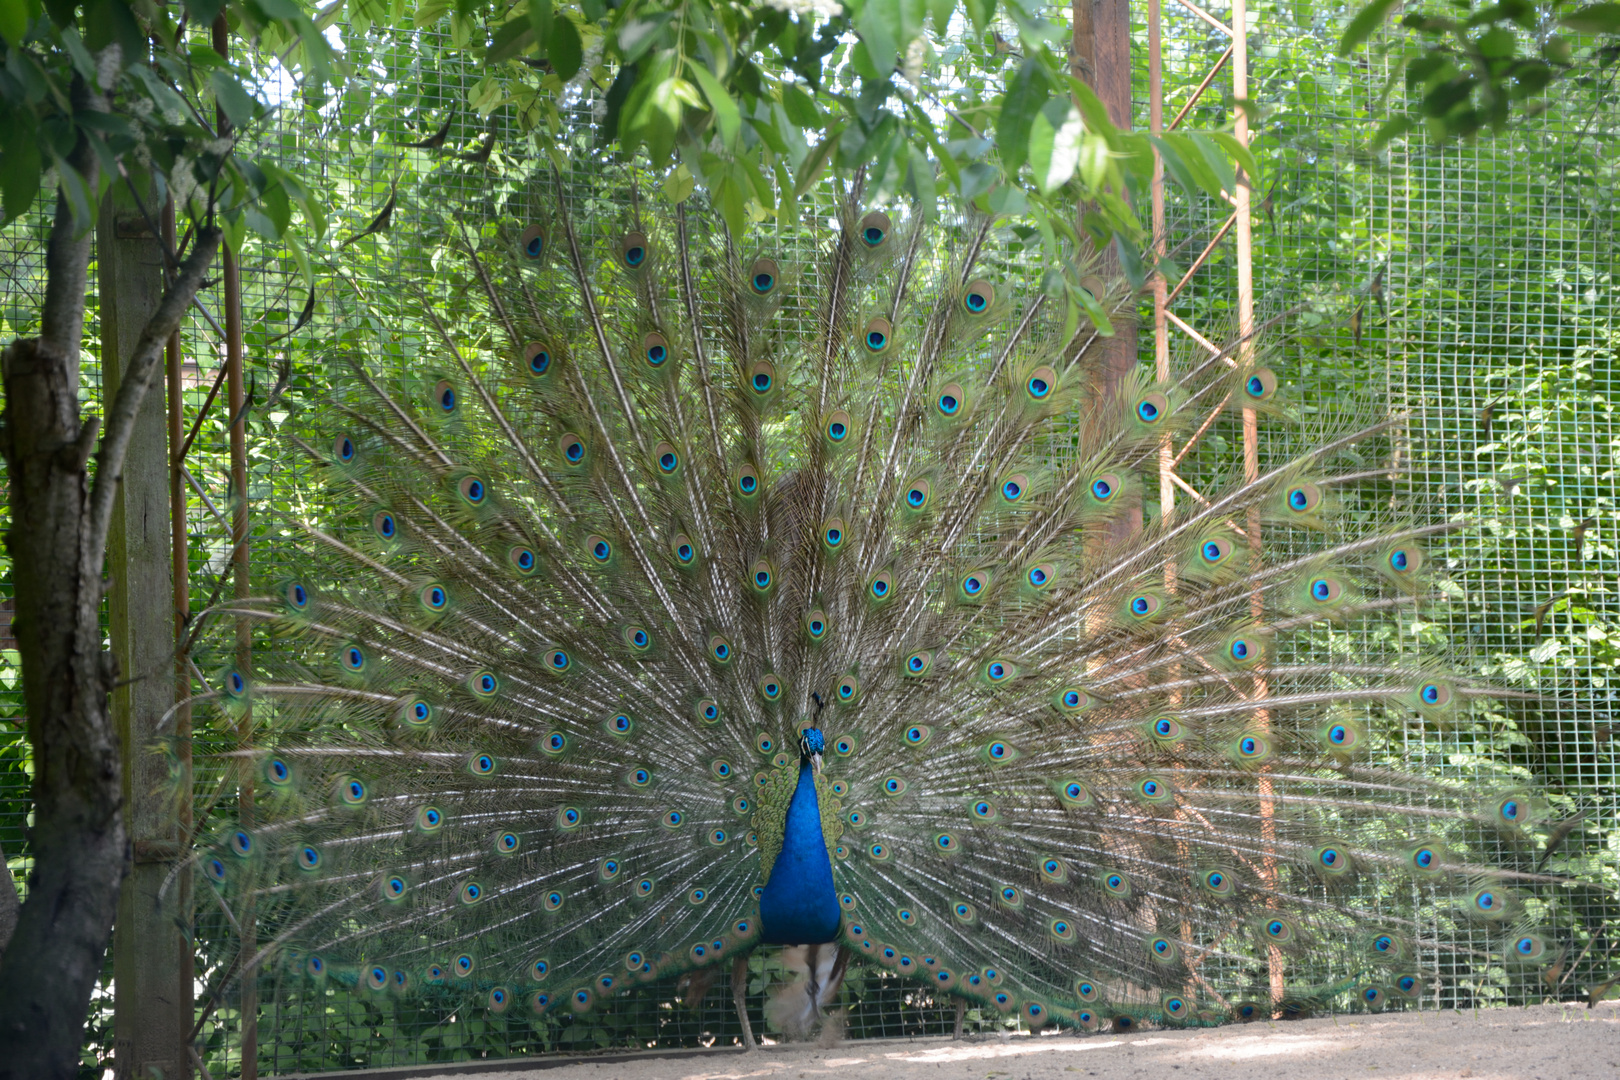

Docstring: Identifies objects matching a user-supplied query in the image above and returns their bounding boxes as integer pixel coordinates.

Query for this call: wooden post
[104,188,191,1079]
[1073,0,1142,537]
[213,16,258,1077]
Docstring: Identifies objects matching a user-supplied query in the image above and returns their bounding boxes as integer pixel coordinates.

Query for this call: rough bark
[0,76,222,1077]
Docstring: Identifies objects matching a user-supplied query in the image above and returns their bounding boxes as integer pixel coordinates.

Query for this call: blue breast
[759,761,842,945]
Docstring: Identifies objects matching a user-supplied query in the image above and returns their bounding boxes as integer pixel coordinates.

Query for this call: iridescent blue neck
[759,759,841,945]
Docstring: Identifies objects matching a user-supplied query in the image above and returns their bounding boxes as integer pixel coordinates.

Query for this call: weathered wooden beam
[103,189,192,1080]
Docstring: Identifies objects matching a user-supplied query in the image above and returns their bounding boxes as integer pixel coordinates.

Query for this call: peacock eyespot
[470,752,496,775]
[1001,474,1028,502]
[334,435,356,462]
[748,361,776,395]
[286,582,309,608]
[749,258,779,295]
[1245,367,1277,400]
[435,380,458,412]
[417,805,444,831]
[936,383,965,417]
[1090,472,1121,502]
[904,479,932,509]
[862,316,893,353]
[423,583,449,610]
[558,432,588,465]
[869,571,893,600]
[458,475,487,504]
[1130,594,1160,616]
[758,675,782,700]
[858,211,890,247]
[520,224,546,259]
[523,341,552,377]
[1200,537,1232,564]
[629,768,651,786]
[642,332,669,368]
[963,279,994,314]
[268,758,291,784]
[1026,367,1057,400]
[373,511,397,539]
[344,646,365,672]
[226,669,248,696]
[557,807,582,828]
[1390,548,1413,572]
[735,466,760,497]
[620,231,649,268]
[509,547,537,574]
[298,846,321,870]
[543,731,569,755]
[1420,682,1450,707]
[545,891,564,911]
[1136,391,1170,424]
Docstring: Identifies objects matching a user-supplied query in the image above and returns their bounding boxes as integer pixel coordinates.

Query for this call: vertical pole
[165,196,197,1077]
[105,185,189,1080]
[1229,0,1281,1010]
[213,14,257,1078]
[1149,0,1172,526]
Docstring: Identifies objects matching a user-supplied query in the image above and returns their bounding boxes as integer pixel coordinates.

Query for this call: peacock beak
[810,751,824,775]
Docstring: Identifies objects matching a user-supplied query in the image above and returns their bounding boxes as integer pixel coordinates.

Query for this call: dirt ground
[402,1002,1619,1080]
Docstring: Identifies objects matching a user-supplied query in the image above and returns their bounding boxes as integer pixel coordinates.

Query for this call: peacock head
[800,727,826,773]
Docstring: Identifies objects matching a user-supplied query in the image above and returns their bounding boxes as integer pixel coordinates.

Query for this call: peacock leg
[952,998,966,1039]
[732,953,759,1051]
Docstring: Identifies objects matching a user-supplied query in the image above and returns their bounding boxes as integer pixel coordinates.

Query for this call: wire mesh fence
[0,3,1617,1076]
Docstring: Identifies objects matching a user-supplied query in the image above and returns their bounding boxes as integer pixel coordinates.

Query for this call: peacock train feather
[191,176,1558,1045]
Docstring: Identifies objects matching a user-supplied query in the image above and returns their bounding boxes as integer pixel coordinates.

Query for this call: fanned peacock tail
[192,175,1559,1040]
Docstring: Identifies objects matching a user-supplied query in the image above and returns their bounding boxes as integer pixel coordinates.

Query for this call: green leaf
[793,125,842,197]
[689,63,741,148]
[547,16,583,82]
[853,0,898,70]
[782,83,821,129]
[1153,133,1224,200]
[0,126,42,222]
[488,19,536,64]
[907,142,937,214]
[1558,3,1620,32]
[712,169,748,239]
[996,58,1046,173]
[963,0,996,32]
[1338,0,1400,55]
[1205,130,1259,183]
[1188,132,1237,196]
[1370,114,1415,148]
[1028,98,1083,194]
[0,0,31,48]
[1112,233,1146,289]
[528,0,552,42]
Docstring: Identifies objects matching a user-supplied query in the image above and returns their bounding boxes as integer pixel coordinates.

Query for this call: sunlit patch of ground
[348,1002,1620,1080]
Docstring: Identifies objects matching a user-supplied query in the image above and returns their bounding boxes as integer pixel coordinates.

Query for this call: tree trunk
[1073,0,1143,536]
[0,76,221,1077]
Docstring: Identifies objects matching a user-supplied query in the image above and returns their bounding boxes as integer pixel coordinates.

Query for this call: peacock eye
[963,279,994,314]
[642,332,669,368]
[520,224,546,259]
[523,341,552,376]
[863,317,893,353]
[620,231,649,268]
[749,258,779,295]
[858,211,891,248]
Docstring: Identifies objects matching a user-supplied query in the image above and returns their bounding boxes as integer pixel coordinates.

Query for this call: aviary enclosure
[0,1,1616,1077]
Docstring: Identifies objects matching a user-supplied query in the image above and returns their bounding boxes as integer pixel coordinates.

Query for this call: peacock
[192,177,1558,1049]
